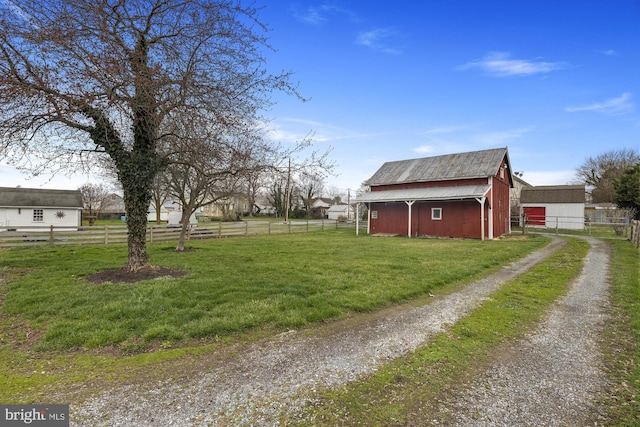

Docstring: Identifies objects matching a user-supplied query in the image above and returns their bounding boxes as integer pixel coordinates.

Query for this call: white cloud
[472,127,534,146]
[418,125,471,136]
[267,118,373,144]
[598,49,618,56]
[565,93,634,115]
[290,4,359,25]
[414,145,436,154]
[356,27,403,54]
[457,52,568,77]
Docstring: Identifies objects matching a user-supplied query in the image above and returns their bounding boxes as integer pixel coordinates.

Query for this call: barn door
[523,206,545,226]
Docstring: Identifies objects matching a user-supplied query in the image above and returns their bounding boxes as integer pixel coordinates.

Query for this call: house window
[371,210,378,219]
[33,209,44,222]
[431,207,442,220]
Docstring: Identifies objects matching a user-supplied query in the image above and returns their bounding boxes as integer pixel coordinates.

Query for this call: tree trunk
[176,209,192,252]
[123,181,153,272]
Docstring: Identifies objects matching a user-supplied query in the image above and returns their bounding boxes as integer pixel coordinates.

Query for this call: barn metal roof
[355,184,491,203]
[520,185,585,204]
[0,187,84,208]
[366,147,509,186]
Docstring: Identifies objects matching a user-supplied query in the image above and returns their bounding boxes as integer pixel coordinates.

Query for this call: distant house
[327,204,353,221]
[0,187,83,231]
[310,197,334,218]
[148,200,180,222]
[520,185,585,230]
[356,147,513,240]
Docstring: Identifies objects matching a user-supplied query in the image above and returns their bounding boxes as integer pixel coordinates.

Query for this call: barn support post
[405,200,415,238]
[355,203,359,236]
[475,197,486,241]
[488,204,494,239]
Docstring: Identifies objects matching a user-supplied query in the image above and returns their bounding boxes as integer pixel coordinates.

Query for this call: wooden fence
[0,220,367,248]
[631,220,640,248]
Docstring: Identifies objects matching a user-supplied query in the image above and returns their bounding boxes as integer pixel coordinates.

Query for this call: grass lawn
[0,231,548,354]
[0,231,550,402]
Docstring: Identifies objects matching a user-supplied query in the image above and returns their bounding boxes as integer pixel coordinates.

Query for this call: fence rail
[0,220,367,248]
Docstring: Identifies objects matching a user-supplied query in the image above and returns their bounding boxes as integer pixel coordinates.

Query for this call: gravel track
[69,236,607,426]
[430,236,611,426]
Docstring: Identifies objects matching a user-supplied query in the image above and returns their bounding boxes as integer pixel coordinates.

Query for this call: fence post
[49,225,54,245]
[322,219,325,231]
[268,221,271,235]
[306,219,309,232]
[104,226,108,244]
[187,224,192,241]
[218,221,222,238]
[245,221,249,235]
[288,221,291,233]
[150,226,153,243]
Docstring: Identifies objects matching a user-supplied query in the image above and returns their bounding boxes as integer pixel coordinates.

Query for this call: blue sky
[2,0,638,195]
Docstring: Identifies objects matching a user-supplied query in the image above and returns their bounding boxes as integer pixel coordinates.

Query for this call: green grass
[0,231,548,401]
[0,231,548,354]
[293,237,590,425]
[602,240,640,425]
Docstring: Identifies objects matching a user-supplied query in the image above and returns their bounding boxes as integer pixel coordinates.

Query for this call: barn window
[33,209,44,222]
[371,210,378,219]
[432,207,442,220]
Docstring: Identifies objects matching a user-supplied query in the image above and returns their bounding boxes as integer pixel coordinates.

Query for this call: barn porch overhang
[354,185,492,240]
[354,184,491,203]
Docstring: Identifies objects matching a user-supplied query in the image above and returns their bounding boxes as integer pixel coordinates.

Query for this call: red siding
[369,200,489,239]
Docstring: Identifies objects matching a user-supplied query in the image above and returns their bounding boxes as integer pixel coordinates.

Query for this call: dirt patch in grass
[86,267,188,284]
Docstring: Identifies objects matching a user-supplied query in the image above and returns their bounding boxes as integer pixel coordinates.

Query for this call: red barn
[356,147,514,240]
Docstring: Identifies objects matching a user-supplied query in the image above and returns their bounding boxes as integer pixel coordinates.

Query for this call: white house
[520,185,585,230]
[327,204,353,221]
[0,187,83,231]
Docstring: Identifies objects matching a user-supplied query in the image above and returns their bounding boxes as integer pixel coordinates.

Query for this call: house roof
[0,187,84,208]
[366,147,511,186]
[355,184,491,203]
[327,204,351,212]
[520,185,585,204]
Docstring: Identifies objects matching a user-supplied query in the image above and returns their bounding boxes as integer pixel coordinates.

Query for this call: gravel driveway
[429,236,611,426]
[71,236,610,426]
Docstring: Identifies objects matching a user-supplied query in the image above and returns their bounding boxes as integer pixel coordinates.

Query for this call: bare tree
[575,148,639,203]
[0,0,297,272]
[78,183,111,225]
[299,173,325,218]
[269,133,335,222]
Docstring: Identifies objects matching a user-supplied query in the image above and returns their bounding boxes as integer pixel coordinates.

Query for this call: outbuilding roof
[0,187,84,208]
[356,184,491,203]
[366,147,511,186]
[520,185,585,204]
